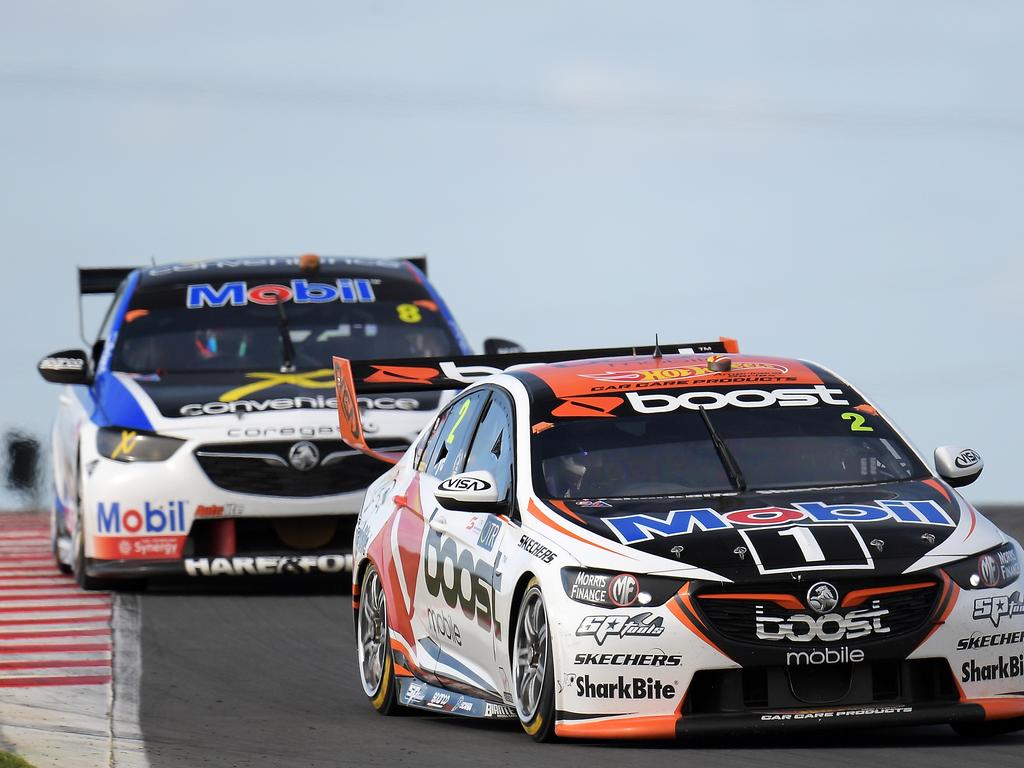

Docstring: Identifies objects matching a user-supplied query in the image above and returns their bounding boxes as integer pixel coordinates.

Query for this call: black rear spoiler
[336,338,737,394]
[404,255,427,276]
[79,267,136,295]
[78,257,424,295]
[332,338,738,463]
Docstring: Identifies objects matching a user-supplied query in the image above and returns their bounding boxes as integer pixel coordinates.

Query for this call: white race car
[335,340,1024,741]
[37,255,518,589]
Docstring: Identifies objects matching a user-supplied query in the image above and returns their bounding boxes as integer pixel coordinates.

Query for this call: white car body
[42,256,470,586]
[341,344,1024,739]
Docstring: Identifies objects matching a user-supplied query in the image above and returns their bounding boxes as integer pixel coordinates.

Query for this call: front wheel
[357,564,400,715]
[513,581,557,742]
[71,513,112,591]
[952,716,1024,738]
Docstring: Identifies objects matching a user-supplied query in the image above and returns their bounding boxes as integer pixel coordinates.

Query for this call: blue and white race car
[37,255,512,589]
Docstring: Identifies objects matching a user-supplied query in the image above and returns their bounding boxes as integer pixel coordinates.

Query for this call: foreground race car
[334,340,1023,741]
[38,254,518,589]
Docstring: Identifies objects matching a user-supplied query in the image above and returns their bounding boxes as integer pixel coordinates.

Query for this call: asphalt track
[137,508,1024,768]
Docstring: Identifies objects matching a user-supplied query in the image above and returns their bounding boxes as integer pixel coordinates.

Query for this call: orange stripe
[699,593,803,610]
[393,663,413,678]
[667,585,725,656]
[966,697,1024,720]
[841,581,936,608]
[555,714,676,740]
[526,500,625,557]
[917,571,958,648]
[549,499,588,524]
[922,477,950,501]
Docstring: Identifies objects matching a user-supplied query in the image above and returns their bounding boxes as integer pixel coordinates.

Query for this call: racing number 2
[739,524,873,574]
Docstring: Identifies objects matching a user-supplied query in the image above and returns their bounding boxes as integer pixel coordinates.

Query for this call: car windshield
[533,405,928,498]
[111,286,461,373]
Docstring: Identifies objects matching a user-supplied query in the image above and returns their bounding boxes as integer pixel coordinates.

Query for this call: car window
[415,408,450,472]
[421,390,490,481]
[463,390,514,501]
[110,283,461,373]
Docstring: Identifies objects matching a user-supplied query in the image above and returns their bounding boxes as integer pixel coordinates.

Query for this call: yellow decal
[218,369,336,403]
[446,399,473,444]
[110,430,139,459]
[396,303,423,323]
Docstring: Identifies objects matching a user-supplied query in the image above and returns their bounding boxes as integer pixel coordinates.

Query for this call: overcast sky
[1,2,1022,504]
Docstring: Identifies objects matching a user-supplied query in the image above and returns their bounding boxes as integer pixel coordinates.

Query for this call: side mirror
[38,349,92,385]
[483,338,526,355]
[934,446,983,488]
[436,471,502,512]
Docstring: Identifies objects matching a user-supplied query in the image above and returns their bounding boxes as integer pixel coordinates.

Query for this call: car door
[416,388,506,696]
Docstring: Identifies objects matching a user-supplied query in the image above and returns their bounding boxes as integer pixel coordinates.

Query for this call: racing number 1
[740,524,872,574]
[777,527,825,562]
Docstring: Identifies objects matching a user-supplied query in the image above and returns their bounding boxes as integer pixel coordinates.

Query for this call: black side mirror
[38,349,92,385]
[483,338,526,355]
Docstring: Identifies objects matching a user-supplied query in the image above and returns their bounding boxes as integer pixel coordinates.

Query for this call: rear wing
[79,267,136,295]
[332,337,738,464]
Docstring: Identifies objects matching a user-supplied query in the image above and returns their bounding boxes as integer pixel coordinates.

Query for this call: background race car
[38,254,519,589]
[335,340,1024,741]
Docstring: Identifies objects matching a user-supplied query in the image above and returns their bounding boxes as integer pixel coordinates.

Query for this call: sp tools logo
[186,279,375,309]
[576,612,665,646]
[973,591,1024,627]
[580,361,789,385]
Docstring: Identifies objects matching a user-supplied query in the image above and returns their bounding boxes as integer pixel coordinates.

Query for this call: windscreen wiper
[697,406,747,492]
[274,298,297,372]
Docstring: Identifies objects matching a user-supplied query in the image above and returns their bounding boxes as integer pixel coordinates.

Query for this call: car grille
[683,658,958,713]
[694,579,940,646]
[193,439,406,498]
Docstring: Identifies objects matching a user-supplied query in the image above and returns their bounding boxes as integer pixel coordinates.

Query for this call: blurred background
[1,1,1021,507]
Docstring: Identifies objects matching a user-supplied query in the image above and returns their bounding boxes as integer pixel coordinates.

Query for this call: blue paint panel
[87,269,152,430]
[417,636,499,696]
[403,261,474,355]
[90,371,153,430]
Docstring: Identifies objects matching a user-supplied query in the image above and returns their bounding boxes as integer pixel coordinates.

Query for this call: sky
[1,1,1022,505]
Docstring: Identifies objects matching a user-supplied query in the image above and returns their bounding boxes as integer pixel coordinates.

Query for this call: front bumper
[548,566,1024,739]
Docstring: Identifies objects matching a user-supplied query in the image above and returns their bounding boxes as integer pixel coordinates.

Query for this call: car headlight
[944,542,1021,589]
[561,567,682,608]
[96,427,184,463]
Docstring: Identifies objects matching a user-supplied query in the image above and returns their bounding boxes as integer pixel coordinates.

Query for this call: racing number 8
[396,303,422,323]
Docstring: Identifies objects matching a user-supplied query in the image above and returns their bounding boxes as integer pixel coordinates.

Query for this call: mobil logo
[186,279,376,309]
[604,500,955,545]
[97,501,188,535]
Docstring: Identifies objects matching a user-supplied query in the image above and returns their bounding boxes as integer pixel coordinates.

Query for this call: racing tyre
[52,508,71,575]
[513,580,557,742]
[952,716,1024,738]
[71,513,112,591]
[357,564,400,715]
